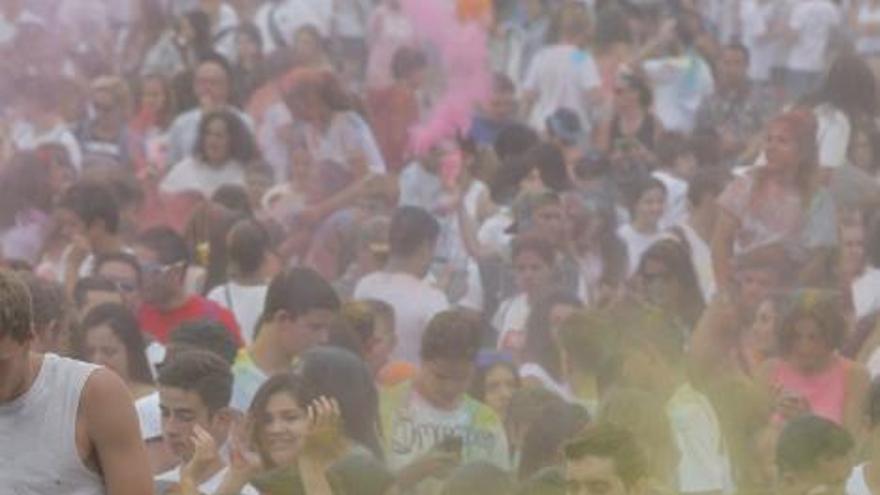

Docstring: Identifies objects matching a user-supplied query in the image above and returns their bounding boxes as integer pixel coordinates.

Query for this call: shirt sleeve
[578,54,601,92]
[669,402,731,493]
[343,113,387,173]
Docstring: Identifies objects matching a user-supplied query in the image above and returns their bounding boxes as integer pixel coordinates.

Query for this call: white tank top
[0,353,105,494]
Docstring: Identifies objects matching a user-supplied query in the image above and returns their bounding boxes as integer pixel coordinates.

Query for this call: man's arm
[82,369,154,495]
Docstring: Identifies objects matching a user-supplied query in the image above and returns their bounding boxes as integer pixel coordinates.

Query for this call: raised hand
[301,396,346,469]
[181,425,221,484]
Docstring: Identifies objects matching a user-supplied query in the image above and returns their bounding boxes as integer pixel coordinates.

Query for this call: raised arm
[82,368,154,495]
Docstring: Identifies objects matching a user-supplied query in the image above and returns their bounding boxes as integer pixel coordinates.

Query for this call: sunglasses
[140,260,184,277]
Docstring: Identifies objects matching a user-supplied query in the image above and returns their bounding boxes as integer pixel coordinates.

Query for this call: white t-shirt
[207,283,269,346]
[617,224,664,277]
[815,103,851,169]
[857,5,880,55]
[212,3,240,63]
[12,121,83,172]
[653,170,689,229]
[160,157,247,199]
[254,0,332,54]
[846,463,872,495]
[853,267,880,321]
[522,44,601,132]
[136,391,162,441]
[786,0,842,73]
[741,0,782,82]
[666,383,735,495]
[353,272,449,364]
[493,293,530,354]
[643,52,715,134]
[381,384,510,475]
[670,223,717,303]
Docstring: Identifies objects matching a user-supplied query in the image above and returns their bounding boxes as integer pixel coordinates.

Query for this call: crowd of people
[6,0,880,494]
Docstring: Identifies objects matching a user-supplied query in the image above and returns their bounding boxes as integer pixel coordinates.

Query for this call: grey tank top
[0,354,105,495]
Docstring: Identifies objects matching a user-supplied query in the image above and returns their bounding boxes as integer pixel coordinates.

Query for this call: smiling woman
[159,109,259,201]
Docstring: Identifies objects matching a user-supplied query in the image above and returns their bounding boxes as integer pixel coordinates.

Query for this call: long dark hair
[79,302,154,386]
[194,109,260,164]
[523,290,583,382]
[808,54,877,125]
[298,346,383,459]
[248,372,308,468]
[636,239,705,328]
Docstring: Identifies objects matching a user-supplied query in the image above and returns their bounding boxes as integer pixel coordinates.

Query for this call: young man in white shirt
[782,0,842,102]
[155,349,258,494]
[612,305,735,495]
[521,9,601,134]
[354,206,449,365]
[380,310,509,494]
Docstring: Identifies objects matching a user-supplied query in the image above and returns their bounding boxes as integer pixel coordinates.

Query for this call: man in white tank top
[0,269,153,494]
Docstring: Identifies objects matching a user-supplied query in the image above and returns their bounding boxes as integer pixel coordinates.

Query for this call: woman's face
[141,78,166,114]
[765,123,801,172]
[203,117,231,164]
[514,250,553,296]
[483,365,518,419]
[749,299,777,353]
[633,187,666,228]
[259,392,309,467]
[640,257,680,310]
[83,325,130,382]
[788,317,833,372]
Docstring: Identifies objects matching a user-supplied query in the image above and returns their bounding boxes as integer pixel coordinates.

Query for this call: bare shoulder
[80,368,139,436]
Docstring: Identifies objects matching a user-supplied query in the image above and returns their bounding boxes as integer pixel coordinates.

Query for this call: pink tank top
[773,355,849,425]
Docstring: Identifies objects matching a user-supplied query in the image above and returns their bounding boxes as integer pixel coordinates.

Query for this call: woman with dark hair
[297,346,384,459]
[712,109,837,292]
[77,302,158,442]
[567,197,628,306]
[160,108,259,200]
[618,177,667,277]
[141,10,214,79]
[805,54,878,169]
[180,371,394,495]
[470,350,521,422]
[595,71,661,157]
[634,238,705,329]
[183,200,246,295]
[760,290,870,435]
[494,234,557,356]
[520,290,582,401]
